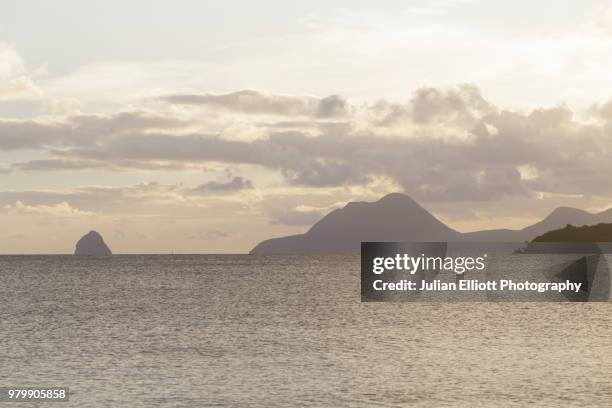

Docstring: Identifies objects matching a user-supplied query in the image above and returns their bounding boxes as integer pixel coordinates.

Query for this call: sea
[2,255,612,407]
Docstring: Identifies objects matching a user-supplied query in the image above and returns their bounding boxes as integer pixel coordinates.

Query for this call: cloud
[12,158,205,172]
[0,76,42,101]
[12,159,114,171]
[0,181,259,219]
[316,95,348,118]
[193,176,254,193]
[161,90,348,118]
[0,42,42,101]
[4,201,97,217]
[6,85,612,204]
[0,111,193,150]
[282,159,369,187]
[49,123,528,200]
[0,43,23,78]
[409,84,494,124]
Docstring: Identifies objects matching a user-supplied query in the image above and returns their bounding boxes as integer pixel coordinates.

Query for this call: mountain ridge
[251,193,612,254]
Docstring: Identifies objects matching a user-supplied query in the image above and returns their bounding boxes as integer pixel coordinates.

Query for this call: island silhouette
[533,223,612,242]
[75,230,112,256]
[251,193,612,254]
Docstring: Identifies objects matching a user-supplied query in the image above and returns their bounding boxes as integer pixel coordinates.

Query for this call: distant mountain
[251,193,612,254]
[463,206,612,242]
[251,193,461,254]
[533,223,612,242]
[75,230,112,256]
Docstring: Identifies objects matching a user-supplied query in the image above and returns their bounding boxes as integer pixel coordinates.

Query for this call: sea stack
[74,230,112,256]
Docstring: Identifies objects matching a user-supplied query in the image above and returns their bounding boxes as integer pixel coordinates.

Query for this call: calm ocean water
[2,255,612,407]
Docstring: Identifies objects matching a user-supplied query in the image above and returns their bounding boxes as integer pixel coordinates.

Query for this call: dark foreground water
[2,255,612,407]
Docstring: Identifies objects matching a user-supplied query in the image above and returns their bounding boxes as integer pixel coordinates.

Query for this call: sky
[3,0,612,253]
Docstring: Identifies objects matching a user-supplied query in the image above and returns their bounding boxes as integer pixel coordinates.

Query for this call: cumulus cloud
[316,95,348,118]
[161,89,348,118]
[0,42,42,101]
[370,84,496,137]
[0,76,42,101]
[409,84,495,124]
[46,126,528,200]
[6,85,612,204]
